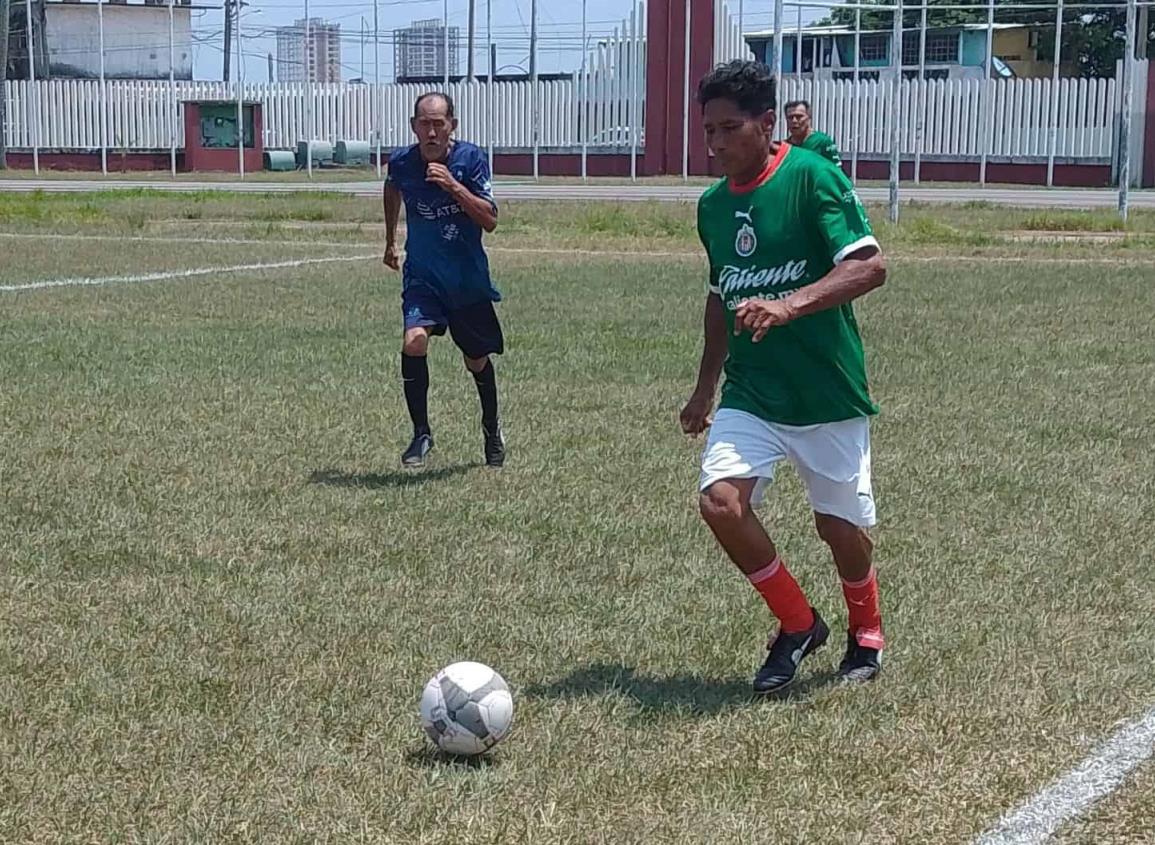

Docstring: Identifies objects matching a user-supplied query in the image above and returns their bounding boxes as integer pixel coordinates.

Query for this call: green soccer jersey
[799,130,841,165]
[697,144,880,426]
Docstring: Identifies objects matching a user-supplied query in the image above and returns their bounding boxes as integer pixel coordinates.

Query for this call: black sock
[402,354,430,436]
[471,360,500,432]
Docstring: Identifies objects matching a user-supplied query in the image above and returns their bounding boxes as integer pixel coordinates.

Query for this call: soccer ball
[419,661,514,756]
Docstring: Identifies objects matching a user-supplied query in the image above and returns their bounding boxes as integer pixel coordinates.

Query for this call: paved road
[0,177,1145,209]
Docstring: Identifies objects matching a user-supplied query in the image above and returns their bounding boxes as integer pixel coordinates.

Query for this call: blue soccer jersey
[387,141,499,310]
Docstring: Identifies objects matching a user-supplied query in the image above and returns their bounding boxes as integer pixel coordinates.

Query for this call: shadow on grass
[524,664,751,715]
[308,464,478,490]
[404,745,497,770]
[525,663,843,714]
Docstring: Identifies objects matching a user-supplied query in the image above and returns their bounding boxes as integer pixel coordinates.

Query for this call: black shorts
[403,290,505,359]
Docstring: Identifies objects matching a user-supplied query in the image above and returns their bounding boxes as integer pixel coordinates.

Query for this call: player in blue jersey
[384,92,505,469]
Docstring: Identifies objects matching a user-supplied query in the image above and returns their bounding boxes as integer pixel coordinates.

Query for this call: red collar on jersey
[728,144,791,195]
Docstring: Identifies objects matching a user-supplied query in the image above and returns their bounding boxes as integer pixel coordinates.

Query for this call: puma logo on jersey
[734,210,754,223]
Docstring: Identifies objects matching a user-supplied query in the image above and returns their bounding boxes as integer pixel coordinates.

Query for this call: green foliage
[537,203,695,239]
[815,1,986,35]
[1021,210,1126,232]
[900,216,995,246]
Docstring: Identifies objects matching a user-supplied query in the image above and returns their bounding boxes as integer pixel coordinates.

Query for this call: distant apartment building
[277,17,341,83]
[393,18,459,81]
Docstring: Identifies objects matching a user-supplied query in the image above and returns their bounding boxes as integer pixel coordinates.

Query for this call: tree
[814,0,985,33]
[1057,12,1130,78]
[0,0,9,170]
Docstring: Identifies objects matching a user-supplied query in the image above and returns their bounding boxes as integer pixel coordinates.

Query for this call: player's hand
[680,390,714,437]
[383,243,400,270]
[733,298,797,342]
[426,162,459,193]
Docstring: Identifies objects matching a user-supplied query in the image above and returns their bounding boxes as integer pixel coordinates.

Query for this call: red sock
[842,568,885,649]
[746,557,814,634]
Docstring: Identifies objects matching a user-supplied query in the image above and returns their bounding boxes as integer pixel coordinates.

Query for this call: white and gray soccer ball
[419,662,514,757]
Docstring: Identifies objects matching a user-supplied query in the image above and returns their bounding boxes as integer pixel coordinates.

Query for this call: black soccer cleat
[838,632,883,684]
[401,432,434,468]
[753,608,830,695]
[483,424,505,468]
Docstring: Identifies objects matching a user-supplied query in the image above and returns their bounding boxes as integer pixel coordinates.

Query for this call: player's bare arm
[384,181,402,269]
[734,247,886,342]
[425,163,499,233]
[681,292,727,436]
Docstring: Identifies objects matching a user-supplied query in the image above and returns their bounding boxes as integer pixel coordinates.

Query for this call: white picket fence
[1,75,1123,163]
[777,75,1120,160]
[1,77,634,153]
[0,0,1133,169]
[0,2,646,156]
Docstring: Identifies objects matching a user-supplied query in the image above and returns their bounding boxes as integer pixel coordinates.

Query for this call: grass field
[2,191,1154,844]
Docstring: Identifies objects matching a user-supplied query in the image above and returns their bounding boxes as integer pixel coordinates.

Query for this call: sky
[191,0,787,82]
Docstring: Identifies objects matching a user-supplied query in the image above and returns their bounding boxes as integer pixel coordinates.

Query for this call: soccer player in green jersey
[681,61,888,694]
[785,99,841,165]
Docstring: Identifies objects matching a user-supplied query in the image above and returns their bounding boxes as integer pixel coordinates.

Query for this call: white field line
[0,230,700,260]
[975,706,1155,845]
[896,254,1155,267]
[0,255,375,293]
[0,231,362,249]
[6,229,1155,268]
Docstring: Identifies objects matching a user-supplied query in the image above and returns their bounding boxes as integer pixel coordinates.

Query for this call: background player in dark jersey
[784,99,841,165]
[384,93,505,469]
[682,62,887,694]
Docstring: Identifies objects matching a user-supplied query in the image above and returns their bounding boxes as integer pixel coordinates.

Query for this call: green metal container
[296,141,334,168]
[335,140,371,167]
[264,150,297,172]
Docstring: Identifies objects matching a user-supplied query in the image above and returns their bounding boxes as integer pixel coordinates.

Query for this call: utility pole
[528,0,536,80]
[222,0,232,81]
[1140,5,1150,60]
[26,0,37,172]
[530,0,537,179]
[0,0,9,169]
[467,0,475,79]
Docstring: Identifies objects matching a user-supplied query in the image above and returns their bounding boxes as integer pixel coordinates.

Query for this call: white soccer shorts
[698,408,877,528]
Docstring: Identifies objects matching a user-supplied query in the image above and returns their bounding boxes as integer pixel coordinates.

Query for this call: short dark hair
[413,92,455,119]
[697,60,776,116]
[784,100,811,114]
